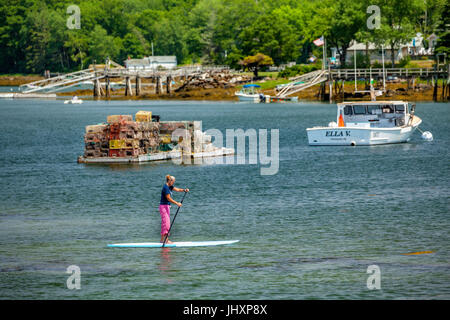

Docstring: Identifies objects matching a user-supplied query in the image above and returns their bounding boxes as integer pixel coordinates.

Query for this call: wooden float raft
[77,147,235,164]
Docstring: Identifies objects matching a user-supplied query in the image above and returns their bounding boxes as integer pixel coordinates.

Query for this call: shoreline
[1,74,448,102]
[55,83,448,103]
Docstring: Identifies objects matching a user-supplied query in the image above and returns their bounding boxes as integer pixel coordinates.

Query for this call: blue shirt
[160,184,174,205]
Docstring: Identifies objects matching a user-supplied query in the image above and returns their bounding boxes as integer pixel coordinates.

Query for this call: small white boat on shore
[307,101,422,146]
[64,96,83,104]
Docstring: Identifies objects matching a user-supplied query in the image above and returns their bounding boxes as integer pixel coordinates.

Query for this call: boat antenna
[354,43,357,92]
[382,44,386,92]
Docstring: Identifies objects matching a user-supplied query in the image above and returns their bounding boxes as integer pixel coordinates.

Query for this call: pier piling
[167,75,172,94]
[136,76,141,96]
[105,76,110,98]
[155,76,161,95]
[125,77,133,96]
[329,80,333,103]
[94,78,101,97]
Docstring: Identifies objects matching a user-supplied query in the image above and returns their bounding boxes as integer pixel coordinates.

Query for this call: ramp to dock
[19,68,103,93]
[276,70,328,98]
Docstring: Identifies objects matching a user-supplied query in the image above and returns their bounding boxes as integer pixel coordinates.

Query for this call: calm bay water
[0,98,449,299]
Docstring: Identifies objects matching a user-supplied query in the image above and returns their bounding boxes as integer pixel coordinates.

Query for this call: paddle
[162,191,187,248]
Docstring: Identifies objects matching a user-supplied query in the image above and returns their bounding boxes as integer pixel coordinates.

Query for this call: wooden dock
[277,66,450,102]
[18,65,230,97]
[16,63,449,102]
[329,67,449,80]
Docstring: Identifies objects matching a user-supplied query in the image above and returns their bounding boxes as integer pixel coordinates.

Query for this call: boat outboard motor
[259,93,265,103]
[410,103,416,116]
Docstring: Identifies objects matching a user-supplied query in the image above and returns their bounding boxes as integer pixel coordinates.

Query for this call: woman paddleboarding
[160,175,189,244]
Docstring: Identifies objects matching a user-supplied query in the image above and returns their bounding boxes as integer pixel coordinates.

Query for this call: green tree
[239,13,299,65]
[370,0,425,67]
[121,29,149,60]
[212,0,261,64]
[304,0,365,67]
[433,0,449,56]
[22,3,53,73]
[88,25,121,65]
[418,0,447,38]
[0,0,27,73]
[238,53,274,77]
[64,31,89,70]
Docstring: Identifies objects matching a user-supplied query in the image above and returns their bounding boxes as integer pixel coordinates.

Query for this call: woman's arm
[166,193,182,207]
[173,187,189,192]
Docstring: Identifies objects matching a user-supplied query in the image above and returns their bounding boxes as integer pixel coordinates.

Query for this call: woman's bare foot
[160,236,173,244]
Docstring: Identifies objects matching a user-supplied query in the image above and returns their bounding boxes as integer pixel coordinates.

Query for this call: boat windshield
[344,105,353,115]
[367,105,381,115]
[353,105,367,115]
[242,84,260,94]
[395,105,405,113]
[382,105,394,113]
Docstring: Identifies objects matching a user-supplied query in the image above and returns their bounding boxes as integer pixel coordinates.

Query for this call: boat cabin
[337,101,411,129]
[240,84,261,95]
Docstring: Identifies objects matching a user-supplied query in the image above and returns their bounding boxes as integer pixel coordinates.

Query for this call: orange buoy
[338,112,345,127]
[401,251,434,255]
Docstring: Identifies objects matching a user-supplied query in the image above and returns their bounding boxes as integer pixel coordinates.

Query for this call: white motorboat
[235,84,266,102]
[307,101,422,146]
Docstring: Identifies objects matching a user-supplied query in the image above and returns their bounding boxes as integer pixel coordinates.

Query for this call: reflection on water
[159,248,174,283]
[0,86,20,92]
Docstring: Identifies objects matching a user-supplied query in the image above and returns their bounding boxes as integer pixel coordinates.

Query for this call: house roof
[124,56,177,67]
[125,59,149,67]
[348,41,399,51]
[148,56,177,63]
[348,33,425,51]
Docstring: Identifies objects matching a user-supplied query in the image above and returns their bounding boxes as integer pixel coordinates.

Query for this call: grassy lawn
[407,60,434,68]
[239,71,279,78]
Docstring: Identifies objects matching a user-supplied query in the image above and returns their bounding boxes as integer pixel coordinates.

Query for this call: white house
[124,56,177,71]
[343,33,435,65]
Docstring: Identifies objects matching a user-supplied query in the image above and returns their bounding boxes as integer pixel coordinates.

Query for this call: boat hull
[235,92,260,102]
[307,118,422,146]
[64,99,83,104]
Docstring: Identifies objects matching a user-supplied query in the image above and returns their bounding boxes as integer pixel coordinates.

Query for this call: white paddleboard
[107,240,239,248]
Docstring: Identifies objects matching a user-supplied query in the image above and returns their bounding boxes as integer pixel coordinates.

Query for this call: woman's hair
[166,175,174,182]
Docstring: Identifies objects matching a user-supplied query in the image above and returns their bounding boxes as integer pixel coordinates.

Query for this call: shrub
[404,61,420,68]
[278,62,321,78]
[396,56,411,68]
[371,60,383,68]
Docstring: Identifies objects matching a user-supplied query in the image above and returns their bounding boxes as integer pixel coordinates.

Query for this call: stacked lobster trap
[83,111,161,158]
[158,121,197,152]
[82,111,219,160]
[84,124,110,158]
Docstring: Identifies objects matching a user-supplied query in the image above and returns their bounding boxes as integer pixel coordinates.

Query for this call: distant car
[386,76,400,83]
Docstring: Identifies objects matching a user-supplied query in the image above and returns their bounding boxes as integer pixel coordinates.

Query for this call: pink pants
[159,205,171,235]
